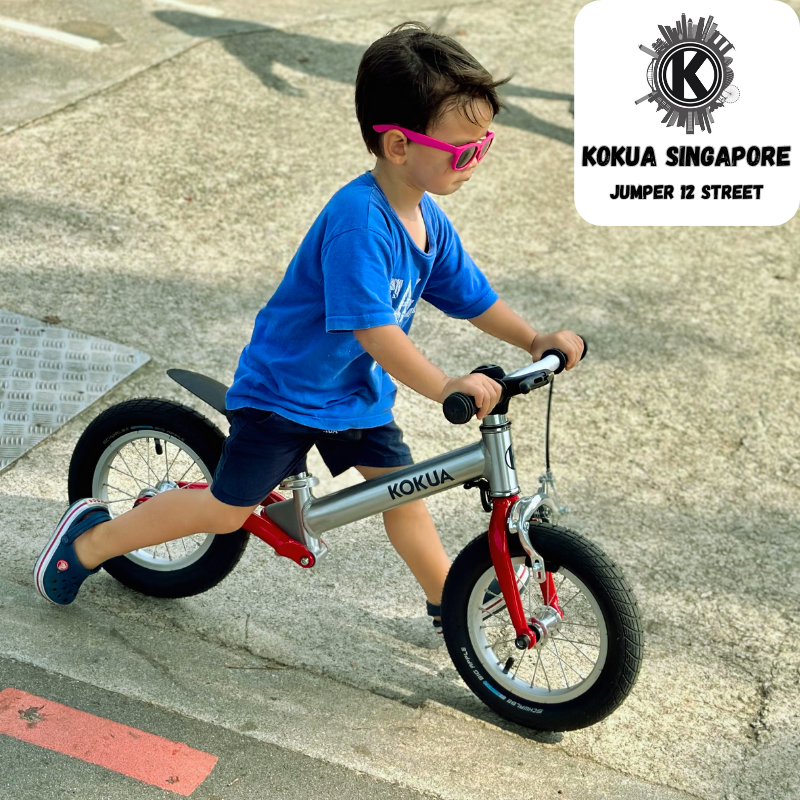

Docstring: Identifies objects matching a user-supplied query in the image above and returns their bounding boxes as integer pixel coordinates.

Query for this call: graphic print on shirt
[390,278,404,299]
[393,278,420,328]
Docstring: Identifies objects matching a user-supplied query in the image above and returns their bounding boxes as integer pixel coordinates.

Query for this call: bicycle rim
[468,556,609,703]
[92,430,215,571]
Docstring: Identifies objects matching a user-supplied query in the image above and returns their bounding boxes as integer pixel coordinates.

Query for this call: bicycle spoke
[175,459,202,488]
[107,461,145,486]
[128,439,163,485]
[547,639,585,682]
[115,449,147,490]
[103,483,138,500]
[560,621,599,629]
[553,635,598,664]
[485,637,516,649]
[550,638,570,687]
[525,571,533,615]
[165,441,182,482]
[536,649,551,691]
[553,633,600,648]
[512,648,528,680]
[557,590,583,610]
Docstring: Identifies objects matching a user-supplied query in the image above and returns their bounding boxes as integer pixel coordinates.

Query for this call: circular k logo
[635,13,739,134]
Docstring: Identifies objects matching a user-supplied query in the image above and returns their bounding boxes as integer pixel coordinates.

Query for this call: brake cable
[545,377,554,473]
[542,377,568,515]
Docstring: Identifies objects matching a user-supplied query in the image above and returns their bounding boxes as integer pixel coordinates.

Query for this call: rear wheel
[441,523,642,731]
[68,398,250,598]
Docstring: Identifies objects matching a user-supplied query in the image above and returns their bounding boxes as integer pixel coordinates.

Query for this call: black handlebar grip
[542,337,588,375]
[443,392,478,424]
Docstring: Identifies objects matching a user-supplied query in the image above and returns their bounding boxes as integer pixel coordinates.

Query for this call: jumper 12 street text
[609,185,765,200]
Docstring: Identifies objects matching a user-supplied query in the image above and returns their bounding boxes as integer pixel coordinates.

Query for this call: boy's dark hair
[355,21,511,158]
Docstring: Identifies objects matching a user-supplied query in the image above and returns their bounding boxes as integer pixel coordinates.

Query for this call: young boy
[34,22,583,627]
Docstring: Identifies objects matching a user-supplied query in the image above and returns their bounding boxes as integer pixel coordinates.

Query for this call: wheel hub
[133,481,178,508]
[529,604,562,646]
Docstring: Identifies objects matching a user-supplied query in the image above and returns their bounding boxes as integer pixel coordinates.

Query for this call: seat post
[278,472,329,563]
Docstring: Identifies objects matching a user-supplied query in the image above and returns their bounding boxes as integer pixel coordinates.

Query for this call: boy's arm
[353,325,503,420]
[420,211,582,368]
[468,298,584,369]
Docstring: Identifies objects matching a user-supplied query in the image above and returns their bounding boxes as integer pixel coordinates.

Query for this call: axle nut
[300,557,310,566]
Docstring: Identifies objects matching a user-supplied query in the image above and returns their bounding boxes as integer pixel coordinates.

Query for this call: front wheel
[441,523,643,731]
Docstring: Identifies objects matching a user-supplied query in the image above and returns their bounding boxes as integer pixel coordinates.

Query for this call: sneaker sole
[34,498,107,603]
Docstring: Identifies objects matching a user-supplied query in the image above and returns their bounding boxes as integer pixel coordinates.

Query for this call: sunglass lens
[477,137,492,160]
[455,146,478,170]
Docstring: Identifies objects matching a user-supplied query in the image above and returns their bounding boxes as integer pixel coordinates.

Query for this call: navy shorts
[210,407,414,507]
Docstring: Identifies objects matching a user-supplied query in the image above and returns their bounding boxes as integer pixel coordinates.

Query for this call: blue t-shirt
[225,170,498,429]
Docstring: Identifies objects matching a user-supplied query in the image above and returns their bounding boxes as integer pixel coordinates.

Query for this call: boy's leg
[73,487,260,570]
[354,465,450,610]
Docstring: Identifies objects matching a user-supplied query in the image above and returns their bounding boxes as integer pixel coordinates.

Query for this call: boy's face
[382,99,494,196]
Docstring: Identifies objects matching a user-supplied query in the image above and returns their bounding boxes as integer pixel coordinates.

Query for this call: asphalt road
[0,655,430,800]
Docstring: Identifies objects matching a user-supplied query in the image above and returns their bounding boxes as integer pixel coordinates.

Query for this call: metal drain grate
[0,311,150,471]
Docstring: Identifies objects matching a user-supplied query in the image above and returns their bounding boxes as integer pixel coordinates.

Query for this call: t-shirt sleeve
[321,227,398,332]
[421,211,498,319]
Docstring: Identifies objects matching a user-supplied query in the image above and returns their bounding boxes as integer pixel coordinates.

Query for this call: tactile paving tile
[0,311,150,471]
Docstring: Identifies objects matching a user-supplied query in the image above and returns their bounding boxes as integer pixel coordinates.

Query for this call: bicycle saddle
[166,369,231,419]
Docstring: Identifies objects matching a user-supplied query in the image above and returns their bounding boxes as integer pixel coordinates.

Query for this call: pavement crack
[108,627,172,678]
[0,37,210,139]
[726,630,787,798]
[749,675,774,744]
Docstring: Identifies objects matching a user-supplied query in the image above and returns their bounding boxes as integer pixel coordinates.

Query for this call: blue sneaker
[427,565,531,633]
[34,499,111,605]
[482,564,531,618]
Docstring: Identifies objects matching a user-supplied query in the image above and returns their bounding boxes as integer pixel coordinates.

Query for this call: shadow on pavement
[153,11,574,146]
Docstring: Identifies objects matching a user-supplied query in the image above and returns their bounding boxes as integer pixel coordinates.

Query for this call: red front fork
[488,496,561,648]
[138,482,318,569]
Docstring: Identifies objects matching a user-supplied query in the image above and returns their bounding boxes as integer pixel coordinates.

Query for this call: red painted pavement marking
[0,688,217,795]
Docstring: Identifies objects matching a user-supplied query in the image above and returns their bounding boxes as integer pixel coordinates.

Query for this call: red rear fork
[135,482,318,569]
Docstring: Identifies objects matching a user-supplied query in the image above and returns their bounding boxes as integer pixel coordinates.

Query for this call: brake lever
[518,371,552,393]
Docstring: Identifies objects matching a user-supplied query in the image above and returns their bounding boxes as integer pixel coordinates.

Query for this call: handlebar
[442,340,588,425]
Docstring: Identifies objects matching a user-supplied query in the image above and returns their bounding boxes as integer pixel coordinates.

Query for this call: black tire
[68,397,249,598]
[441,523,642,731]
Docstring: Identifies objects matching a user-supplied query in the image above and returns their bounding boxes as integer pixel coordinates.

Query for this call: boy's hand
[440,374,504,420]
[529,331,584,370]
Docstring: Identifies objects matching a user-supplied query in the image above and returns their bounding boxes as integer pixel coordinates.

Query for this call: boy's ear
[381,130,410,165]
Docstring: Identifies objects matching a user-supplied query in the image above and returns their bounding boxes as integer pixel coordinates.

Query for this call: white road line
[0,17,104,51]
[152,0,224,17]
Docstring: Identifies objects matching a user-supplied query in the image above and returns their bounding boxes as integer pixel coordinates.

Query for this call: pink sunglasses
[372,124,494,171]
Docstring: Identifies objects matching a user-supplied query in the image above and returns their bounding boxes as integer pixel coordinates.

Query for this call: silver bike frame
[262,354,563,561]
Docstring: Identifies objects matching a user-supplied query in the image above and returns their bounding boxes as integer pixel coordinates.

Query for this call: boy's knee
[386,498,430,520]
[205,490,258,532]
